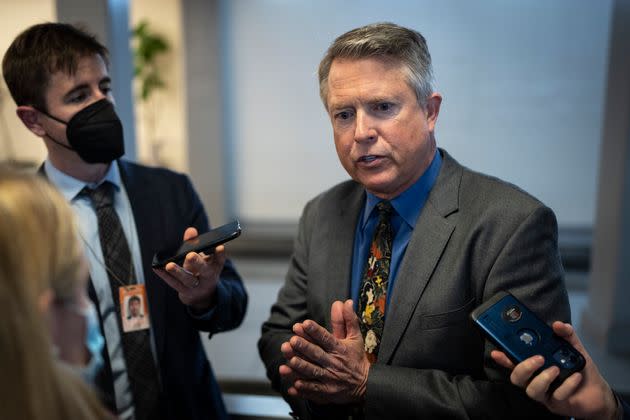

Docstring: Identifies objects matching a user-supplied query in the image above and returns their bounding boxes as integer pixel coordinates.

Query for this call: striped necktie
[82,182,161,419]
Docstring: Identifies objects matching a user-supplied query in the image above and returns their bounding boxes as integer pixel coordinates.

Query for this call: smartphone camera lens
[553,347,576,369]
[502,305,522,322]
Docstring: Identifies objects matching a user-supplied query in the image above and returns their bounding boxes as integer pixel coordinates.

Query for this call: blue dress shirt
[350,150,442,310]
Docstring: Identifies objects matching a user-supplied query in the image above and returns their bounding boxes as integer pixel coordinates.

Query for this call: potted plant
[131,19,170,165]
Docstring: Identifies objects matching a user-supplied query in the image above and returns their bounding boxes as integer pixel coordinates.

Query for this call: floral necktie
[358,201,393,363]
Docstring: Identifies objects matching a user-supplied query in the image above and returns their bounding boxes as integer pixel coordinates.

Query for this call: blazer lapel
[324,184,365,325]
[378,150,461,363]
[117,161,168,358]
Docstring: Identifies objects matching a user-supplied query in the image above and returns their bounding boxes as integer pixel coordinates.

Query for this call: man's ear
[425,93,442,130]
[16,105,47,137]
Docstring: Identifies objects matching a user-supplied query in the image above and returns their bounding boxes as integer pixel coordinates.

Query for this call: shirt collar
[361,149,442,229]
[44,159,122,201]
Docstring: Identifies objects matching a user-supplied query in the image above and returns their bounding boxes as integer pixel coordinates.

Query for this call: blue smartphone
[470,291,585,391]
[152,220,241,268]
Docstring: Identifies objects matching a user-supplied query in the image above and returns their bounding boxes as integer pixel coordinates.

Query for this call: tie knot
[376,201,393,218]
[81,181,115,209]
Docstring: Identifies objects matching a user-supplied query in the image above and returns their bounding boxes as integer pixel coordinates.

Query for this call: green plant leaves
[131,19,170,101]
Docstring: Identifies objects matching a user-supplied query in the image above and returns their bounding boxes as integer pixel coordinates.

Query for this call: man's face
[326,57,441,199]
[129,299,141,317]
[39,54,113,149]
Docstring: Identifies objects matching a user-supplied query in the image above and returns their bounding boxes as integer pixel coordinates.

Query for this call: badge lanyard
[79,194,151,333]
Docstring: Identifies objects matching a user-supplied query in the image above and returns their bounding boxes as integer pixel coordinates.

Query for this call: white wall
[224,0,612,227]
[3,0,609,228]
[0,0,55,164]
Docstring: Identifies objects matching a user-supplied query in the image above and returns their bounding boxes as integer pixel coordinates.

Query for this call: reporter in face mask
[3,23,247,420]
[0,169,111,420]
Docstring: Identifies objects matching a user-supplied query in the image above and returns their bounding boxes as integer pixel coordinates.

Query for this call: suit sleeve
[364,205,570,419]
[179,174,248,335]
[258,199,318,419]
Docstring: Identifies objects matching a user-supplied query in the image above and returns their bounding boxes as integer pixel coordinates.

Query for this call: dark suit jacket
[46,160,247,420]
[259,149,570,419]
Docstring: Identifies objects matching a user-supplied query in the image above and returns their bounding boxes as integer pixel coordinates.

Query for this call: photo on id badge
[120,285,150,332]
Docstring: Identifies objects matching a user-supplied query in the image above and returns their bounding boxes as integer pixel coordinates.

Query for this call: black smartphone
[470,291,585,391]
[152,220,241,268]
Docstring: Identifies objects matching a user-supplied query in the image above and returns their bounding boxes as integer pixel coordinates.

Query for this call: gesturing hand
[279,299,370,405]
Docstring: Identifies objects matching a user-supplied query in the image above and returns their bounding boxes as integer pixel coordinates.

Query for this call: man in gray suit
[258,22,570,419]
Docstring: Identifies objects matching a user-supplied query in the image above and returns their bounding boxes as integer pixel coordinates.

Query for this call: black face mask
[40,99,125,164]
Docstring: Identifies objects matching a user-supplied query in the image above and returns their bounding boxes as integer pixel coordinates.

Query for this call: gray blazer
[259,149,570,419]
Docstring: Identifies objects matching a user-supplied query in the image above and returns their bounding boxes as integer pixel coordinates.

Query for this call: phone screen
[152,220,241,268]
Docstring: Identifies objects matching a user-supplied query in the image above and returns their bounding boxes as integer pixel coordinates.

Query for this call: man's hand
[279,299,370,405]
[491,321,618,420]
[153,227,225,312]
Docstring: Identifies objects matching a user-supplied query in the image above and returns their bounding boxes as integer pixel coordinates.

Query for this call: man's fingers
[551,371,583,401]
[179,225,226,286]
[510,355,545,388]
[551,321,575,341]
[287,386,299,398]
[183,249,224,278]
[490,350,515,369]
[551,321,588,356]
[279,364,302,392]
[183,227,198,242]
[287,354,328,380]
[342,299,361,337]
[525,366,560,402]
[331,301,346,339]
[179,246,225,299]
[197,245,227,267]
[289,335,328,366]
[164,261,200,289]
[301,320,339,353]
[281,341,296,360]
[153,267,188,293]
[293,379,328,403]
[292,322,319,344]
[213,245,227,263]
[279,362,305,386]
[279,364,293,377]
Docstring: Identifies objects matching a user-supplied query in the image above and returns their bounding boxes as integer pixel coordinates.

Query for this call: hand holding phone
[152,220,241,268]
[470,291,585,392]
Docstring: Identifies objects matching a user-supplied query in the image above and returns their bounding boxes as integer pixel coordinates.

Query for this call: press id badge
[119,284,150,332]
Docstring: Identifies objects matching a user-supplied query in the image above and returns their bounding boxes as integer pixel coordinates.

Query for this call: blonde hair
[0,169,110,420]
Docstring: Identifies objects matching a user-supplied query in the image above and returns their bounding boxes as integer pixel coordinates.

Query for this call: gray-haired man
[259,22,570,419]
